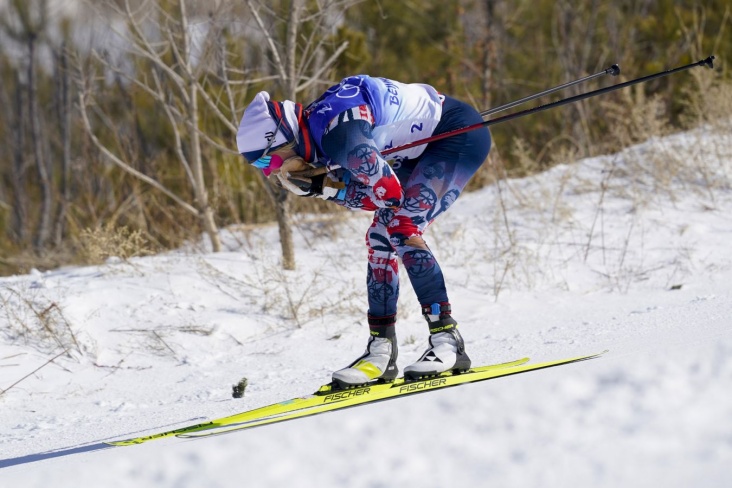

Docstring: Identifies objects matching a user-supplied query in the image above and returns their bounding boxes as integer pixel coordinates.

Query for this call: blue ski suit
[304,76,492,321]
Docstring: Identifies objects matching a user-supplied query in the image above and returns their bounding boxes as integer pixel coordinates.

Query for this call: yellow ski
[107,357,529,446]
[176,351,606,440]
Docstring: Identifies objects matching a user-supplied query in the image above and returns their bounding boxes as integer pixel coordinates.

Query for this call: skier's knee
[384,215,428,250]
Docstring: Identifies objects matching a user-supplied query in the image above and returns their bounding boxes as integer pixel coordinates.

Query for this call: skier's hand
[308,172,348,200]
[273,166,348,200]
[270,156,315,196]
[278,156,310,175]
[273,171,312,196]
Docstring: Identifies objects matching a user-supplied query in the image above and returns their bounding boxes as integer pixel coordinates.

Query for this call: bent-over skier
[236,75,491,388]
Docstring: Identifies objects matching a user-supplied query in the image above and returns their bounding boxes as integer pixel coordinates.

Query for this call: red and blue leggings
[321,96,491,321]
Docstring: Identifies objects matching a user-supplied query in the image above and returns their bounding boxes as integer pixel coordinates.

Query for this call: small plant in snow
[78,224,153,265]
[0,285,82,357]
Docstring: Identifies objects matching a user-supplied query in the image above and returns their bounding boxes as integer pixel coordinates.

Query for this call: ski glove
[274,171,312,196]
[276,169,349,201]
[309,171,350,200]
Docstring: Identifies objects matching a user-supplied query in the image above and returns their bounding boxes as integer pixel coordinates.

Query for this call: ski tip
[584,349,609,360]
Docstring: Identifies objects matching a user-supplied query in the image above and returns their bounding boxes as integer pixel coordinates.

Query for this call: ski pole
[480,64,620,117]
[382,55,715,157]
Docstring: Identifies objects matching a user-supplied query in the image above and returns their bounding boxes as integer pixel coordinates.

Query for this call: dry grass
[461,74,732,298]
[0,285,82,356]
[77,224,155,265]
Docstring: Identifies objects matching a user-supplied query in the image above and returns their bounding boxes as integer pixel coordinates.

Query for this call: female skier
[236,75,491,388]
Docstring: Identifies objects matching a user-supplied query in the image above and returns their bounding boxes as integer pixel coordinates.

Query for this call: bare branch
[285,0,301,97]
[296,41,349,93]
[198,131,241,156]
[217,22,240,125]
[246,0,288,82]
[0,350,68,398]
[78,88,199,216]
[121,0,190,104]
[151,67,196,188]
[90,49,190,128]
[194,79,239,134]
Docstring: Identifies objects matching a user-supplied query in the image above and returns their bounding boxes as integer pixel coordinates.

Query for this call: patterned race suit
[305,76,491,320]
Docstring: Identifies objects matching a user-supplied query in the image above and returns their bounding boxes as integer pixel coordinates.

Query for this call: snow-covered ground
[1,125,731,487]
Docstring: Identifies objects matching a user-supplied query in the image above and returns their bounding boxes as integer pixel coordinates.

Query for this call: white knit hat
[236,91,299,161]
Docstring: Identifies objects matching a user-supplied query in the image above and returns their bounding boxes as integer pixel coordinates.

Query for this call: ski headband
[236,91,315,164]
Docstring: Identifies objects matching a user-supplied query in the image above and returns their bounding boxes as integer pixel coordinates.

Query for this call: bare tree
[5,73,29,244]
[1,0,54,251]
[481,0,499,109]
[245,0,353,269]
[551,0,600,157]
[0,68,22,241]
[53,38,73,246]
[78,0,232,252]
[75,0,357,265]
